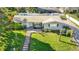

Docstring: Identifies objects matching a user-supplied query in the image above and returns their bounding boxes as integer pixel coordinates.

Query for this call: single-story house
[13,13,68,30]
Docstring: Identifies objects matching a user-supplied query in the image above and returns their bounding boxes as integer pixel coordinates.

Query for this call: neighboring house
[37,7,60,13]
[13,13,68,30]
[58,7,79,13]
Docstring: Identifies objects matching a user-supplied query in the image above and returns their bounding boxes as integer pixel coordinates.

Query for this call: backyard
[30,32,78,51]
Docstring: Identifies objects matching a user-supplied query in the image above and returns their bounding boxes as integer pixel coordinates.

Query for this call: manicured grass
[13,30,26,36]
[30,32,78,51]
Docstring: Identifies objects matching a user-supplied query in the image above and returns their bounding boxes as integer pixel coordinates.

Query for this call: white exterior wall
[43,23,50,29]
[50,23,63,30]
[43,23,63,30]
[26,22,33,28]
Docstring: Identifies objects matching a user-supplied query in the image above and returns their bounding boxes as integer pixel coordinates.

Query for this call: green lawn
[30,32,78,51]
[13,30,26,36]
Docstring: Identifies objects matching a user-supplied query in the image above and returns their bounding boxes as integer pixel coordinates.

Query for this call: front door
[26,22,33,29]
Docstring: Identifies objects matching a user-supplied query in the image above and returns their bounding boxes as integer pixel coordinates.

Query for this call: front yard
[30,32,78,51]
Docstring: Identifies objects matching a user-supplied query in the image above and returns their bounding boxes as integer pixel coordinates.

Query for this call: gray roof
[14,15,63,23]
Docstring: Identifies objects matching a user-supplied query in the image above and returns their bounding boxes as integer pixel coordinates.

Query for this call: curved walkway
[22,29,41,51]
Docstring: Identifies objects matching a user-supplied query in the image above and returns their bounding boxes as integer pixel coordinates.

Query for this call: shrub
[60,15,67,20]
[48,29,52,32]
[10,22,24,30]
[42,29,47,32]
[66,30,73,37]
[52,30,60,34]
[66,30,70,37]
[43,29,52,32]
[69,10,77,14]
[64,10,70,14]
[73,10,77,13]
[63,26,70,30]
[76,13,79,18]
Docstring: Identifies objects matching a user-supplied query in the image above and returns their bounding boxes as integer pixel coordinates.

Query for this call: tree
[27,7,39,13]
[16,7,27,13]
[0,8,15,23]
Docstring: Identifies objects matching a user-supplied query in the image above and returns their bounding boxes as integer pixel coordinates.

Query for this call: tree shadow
[29,38,55,51]
[59,39,77,46]
[38,32,47,37]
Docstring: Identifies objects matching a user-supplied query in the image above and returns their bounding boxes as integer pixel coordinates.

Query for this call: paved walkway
[22,29,41,51]
[22,31,31,51]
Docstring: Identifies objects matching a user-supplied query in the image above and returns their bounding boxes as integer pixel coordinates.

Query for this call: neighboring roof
[37,7,60,13]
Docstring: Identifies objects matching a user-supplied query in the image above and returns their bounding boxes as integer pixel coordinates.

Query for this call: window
[50,24,57,27]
